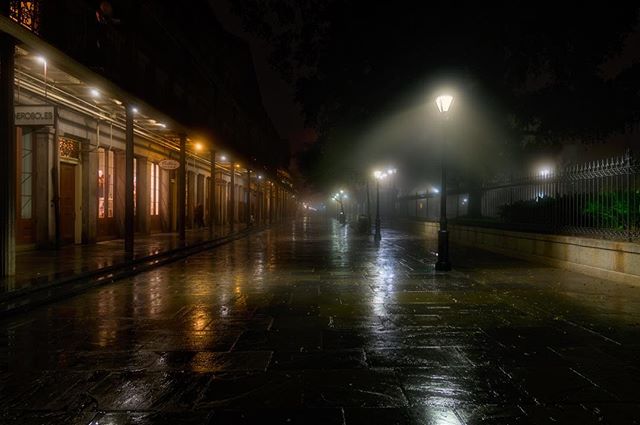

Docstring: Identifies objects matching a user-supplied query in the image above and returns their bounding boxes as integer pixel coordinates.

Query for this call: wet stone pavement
[1,217,640,424]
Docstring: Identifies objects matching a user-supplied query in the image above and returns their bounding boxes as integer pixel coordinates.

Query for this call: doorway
[96,147,117,240]
[60,163,76,243]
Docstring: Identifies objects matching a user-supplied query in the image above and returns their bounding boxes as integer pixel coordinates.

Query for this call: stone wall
[409,221,640,285]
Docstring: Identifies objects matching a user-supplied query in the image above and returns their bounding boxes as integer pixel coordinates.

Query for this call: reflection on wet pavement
[1,217,640,424]
[1,226,236,295]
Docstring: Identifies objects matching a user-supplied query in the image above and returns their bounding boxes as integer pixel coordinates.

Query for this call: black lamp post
[435,94,453,271]
[333,190,346,224]
[339,191,346,224]
[373,171,386,242]
[366,180,371,233]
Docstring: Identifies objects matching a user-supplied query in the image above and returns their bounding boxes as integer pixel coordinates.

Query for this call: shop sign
[15,105,55,126]
[159,159,180,170]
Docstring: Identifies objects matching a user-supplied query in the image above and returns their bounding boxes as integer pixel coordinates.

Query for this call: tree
[230,2,640,189]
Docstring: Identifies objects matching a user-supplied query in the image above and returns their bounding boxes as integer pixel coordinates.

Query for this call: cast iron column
[435,125,451,271]
[124,106,134,254]
[246,169,251,227]
[374,179,381,242]
[269,182,273,224]
[178,134,186,241]
[0,34,15,276]
[366,180,371,232]
[209,149,216,238]
[230,165,236,232]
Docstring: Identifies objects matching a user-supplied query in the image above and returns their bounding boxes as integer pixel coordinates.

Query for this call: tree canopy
[231,2,640,189]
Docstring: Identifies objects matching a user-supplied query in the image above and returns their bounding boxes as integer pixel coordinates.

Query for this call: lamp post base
[374,218,381,242]
[435,229,451,271]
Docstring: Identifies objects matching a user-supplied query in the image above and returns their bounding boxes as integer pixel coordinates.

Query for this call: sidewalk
[1,224,249,296]
[2,218,640,424]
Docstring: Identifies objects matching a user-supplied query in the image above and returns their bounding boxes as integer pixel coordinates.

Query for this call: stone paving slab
[1,218,640,423]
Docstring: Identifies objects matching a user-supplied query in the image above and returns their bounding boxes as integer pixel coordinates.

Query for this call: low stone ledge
[407,220,640,285]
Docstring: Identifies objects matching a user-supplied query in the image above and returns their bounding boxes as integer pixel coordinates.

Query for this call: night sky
[209,1,310,156]
[211,2,640,193]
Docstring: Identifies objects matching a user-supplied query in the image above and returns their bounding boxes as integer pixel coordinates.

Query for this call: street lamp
[434,94,454,271]
[333,190,347,224]
[538,167,552,178]
[373,170,387,242]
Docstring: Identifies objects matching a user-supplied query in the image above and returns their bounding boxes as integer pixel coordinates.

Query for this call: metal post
[209,149,216,238]
[124,106,134,254]
[0,34,15,276]
[277,186,281,221]
[246,169,251,227]
[626,149,632,242]
[178,134,186,241]
[436,125,451,271]
[366,180,371,232]
[256,178,261,224]
[230,165,236,232]
[269,182,273,224]
[374,179,381,242]
[52,106,60,248]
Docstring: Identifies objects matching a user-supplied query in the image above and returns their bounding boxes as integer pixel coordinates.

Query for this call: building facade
[0,1,296,276]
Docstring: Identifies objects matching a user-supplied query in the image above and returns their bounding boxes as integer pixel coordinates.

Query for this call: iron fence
[399,151,640,242]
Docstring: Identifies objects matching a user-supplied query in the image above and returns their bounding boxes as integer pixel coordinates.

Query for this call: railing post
[626,149,632,242]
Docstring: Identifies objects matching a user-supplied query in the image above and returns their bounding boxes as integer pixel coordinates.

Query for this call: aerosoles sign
[15,105,56,126]
[159,159,180,170]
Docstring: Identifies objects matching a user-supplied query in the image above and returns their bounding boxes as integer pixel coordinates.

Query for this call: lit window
[98,148,115,219]
[9,1,41,34]
[59,137,80,160]
[133,158,137,216]
[98,148,106,218]
[150,162,160,216]
[107,150,114,218]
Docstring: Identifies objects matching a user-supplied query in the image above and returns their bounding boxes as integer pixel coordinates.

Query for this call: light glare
[435,94,454,113]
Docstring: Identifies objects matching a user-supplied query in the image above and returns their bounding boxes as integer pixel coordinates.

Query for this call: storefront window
[98,148,115,219]
[20,131,33,219]
[150,162,160,216]
[98,148,105,218]
[107,150,114,218]
[133,158,137,216]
